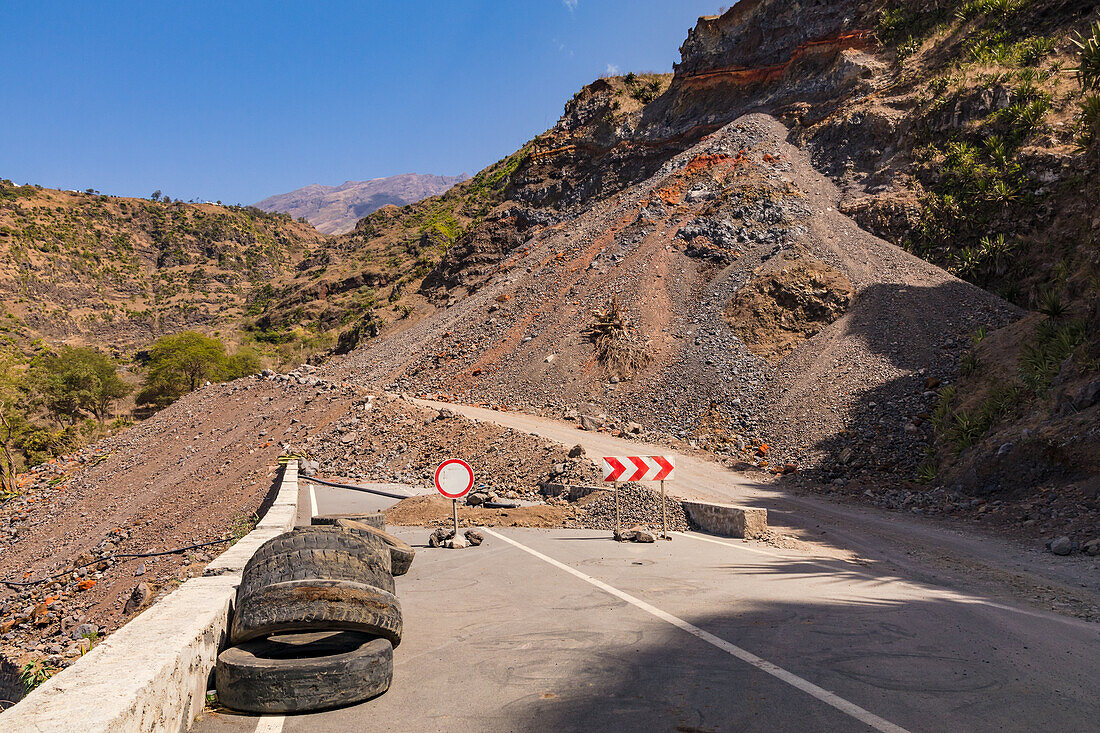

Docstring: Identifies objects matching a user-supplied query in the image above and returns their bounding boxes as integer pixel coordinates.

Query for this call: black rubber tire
[239,546,394,598]
[336,518,415,576]
[312,512,386,530]
[231,579,403,646]
[248,526,385,566]
[216,630,392,714]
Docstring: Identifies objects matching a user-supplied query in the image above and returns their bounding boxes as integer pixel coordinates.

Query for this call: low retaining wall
[540,483,606,500]
[681,500,767,539]
[0,460,299,732]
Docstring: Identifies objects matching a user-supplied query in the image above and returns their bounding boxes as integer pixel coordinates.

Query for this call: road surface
[192,478,1100,733]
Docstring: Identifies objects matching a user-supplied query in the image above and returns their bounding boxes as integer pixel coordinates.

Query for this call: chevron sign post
[601,456,675,482]
[601,456,676,540]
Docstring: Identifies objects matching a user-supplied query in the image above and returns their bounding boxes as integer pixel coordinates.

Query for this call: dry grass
[583,298,651,379]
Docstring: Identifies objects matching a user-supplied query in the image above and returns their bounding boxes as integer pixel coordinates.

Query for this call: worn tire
[249,526,385,564]
[216,630,392,714]
[336,518,415,576]
[239,546,394,599]
[312,512,385,530]
[231,579,402,646]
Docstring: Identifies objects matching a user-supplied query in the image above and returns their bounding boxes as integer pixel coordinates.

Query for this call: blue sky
[0,1,721,204]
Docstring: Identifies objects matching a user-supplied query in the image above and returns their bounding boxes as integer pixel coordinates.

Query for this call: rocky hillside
[0,182,327,355]
[254,173,468,235]
[284,0,1097,527]
[2,0,1096,525]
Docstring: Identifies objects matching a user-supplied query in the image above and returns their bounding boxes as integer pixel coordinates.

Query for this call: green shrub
[1075,95,1100,149]
[1019,319,1088,393]
[1070,19,1100,91]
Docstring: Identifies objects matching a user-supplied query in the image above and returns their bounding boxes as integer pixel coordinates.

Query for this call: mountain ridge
[255,172,468,235]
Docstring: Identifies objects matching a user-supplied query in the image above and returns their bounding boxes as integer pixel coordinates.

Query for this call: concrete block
[257,504,297,531]
[681,500,767,539]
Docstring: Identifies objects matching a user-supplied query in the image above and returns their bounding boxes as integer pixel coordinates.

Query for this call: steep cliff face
[675,0,876,75]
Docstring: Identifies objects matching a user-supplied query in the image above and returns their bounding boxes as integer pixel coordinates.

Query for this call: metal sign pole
[614,481,621,539]
[661,479,667,539]
[452,498,459,536]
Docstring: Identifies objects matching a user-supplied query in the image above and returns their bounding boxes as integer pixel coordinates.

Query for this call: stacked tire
[215,516,416,714]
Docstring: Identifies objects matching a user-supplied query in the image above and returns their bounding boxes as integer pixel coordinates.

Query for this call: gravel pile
[567,484,689,532]
[327,115,1016,492]
[305,399,600,496]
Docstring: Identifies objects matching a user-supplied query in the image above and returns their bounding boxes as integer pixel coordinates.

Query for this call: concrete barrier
[681,500,767,539]
[0,460,300,732]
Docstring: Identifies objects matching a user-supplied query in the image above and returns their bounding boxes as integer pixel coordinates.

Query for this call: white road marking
[484,528,911,733]
[254,716,285,733]
[674,532,1098,631]
[672,529,802,558]
[309,483,318,518]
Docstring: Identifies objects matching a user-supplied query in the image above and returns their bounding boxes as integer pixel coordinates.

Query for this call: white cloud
[563,0,578,11]
[605,63,620,76]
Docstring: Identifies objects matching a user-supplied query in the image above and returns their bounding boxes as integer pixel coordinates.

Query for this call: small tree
[31,347,131,424]
[136,332,226,407]
[150,190,162,202]
[0,349,27,495]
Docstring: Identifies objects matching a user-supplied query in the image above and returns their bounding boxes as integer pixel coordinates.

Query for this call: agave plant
[1070,19,1100,91]
[978,233,1016,277]
[1037,289,1067,319]
[1075,95,1100,150]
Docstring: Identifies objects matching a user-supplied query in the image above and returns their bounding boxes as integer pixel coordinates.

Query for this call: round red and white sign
[434,458,474,499]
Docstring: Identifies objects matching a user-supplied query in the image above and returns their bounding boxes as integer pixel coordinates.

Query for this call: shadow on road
[491,589,1097,733]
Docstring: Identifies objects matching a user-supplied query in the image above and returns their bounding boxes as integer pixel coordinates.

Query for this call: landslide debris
[318,0,1098,546]
[724,257,853,360]
[305,400,601,495]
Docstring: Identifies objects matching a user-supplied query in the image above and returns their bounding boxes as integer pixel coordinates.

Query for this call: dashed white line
[484,528,911,733]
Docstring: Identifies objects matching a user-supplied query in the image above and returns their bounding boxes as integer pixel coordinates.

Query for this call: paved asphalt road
[192,480,1100,733]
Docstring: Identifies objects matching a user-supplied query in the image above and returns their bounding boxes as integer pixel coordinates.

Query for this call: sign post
[434,458,474,538]
[660,479,667,539]
[602,455,676,541]
[614,481,621,538]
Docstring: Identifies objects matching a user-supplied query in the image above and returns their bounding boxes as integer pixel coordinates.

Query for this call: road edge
[0,460,299,732]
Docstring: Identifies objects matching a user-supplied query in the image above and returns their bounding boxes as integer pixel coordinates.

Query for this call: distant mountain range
[254,173,468,234]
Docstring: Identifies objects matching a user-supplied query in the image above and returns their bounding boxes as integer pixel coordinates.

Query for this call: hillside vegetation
[0,181,325,355]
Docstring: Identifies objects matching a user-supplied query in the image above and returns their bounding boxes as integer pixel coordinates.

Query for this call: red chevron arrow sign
[602,456,676,482]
